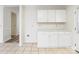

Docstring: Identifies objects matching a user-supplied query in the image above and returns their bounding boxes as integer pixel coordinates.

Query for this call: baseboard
[11,35,19,38]
[4,35,19,42]
[4,37,11,42]
[0,42,4,47]
[11,35,17,38]
[24,41,37,43]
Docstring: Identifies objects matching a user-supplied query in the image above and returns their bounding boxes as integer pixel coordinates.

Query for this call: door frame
[19,5,23,46]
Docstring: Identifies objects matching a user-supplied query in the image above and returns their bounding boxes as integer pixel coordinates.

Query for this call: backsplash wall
[37,23,66,31]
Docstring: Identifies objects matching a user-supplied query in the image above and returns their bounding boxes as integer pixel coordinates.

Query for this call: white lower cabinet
[37,32,50,48]
[58,33,66,47]
[73,33,79,51]
[37,31,72,48]
[64,33,72,47]
[50,32,58,48]
[58,32,71,48]
[58,32,69,47]
[58,32,72,48]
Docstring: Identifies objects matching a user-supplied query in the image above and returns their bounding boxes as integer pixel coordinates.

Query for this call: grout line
[0,43,77,54]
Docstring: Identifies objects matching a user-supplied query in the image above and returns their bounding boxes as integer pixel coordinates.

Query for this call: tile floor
[0,43,77,54]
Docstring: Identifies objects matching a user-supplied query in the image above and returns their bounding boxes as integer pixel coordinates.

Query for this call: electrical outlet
[75,43,76,46]
[27,34,30,37]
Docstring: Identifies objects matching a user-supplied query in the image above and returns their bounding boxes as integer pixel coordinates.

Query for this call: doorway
[11,12,16,37]
[5,12,19,43]
[11,12,19,43]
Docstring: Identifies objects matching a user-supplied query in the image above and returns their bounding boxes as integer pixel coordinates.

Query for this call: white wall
[22,5,79,48]
[16,10,19,35]
[37,23,66,32]
[0,6,4,43]
[22,5,67,43]
[3,7,11,42]
[22,6,37,42]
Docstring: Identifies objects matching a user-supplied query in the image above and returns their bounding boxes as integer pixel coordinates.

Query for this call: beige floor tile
[31,48,39,54]
[7,47,18,54]
[15,47,25,54]
[0,42,77,54]
[23,47,32,54]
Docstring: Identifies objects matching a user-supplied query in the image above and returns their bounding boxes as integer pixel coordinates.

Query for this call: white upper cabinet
[48,10,56,22]
[37,10,66,22]
[56,10,66,22]
[37,10,47,22]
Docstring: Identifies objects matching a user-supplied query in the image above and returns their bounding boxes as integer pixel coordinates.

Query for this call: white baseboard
[3,37,11,42]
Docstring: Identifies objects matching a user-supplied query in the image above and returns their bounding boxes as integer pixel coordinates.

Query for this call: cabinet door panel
[58,33,65,47]
[56,10,66,22]
[37,10,47,22]
[50,32,58,48]
[37,32,49,48]
[48,10,55,22]
[58,32,71,48]
[74,34,79,50]
[64,33,72,47]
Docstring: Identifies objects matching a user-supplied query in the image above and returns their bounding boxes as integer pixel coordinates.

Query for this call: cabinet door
[37,10,47,22]
[74,34,79,51]
[56,10,66,22]
[64,33,72,47]
[50,32,58,48]
[58,32,65,47]
[37,32,49,48]
[48,10,55,22]
[58,32,71,48]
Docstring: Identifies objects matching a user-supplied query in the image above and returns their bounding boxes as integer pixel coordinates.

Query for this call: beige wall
[38,23,66,32]
[11,12,16,35]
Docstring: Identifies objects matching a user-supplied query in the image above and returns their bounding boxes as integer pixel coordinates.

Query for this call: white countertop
[38,30,71,33]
